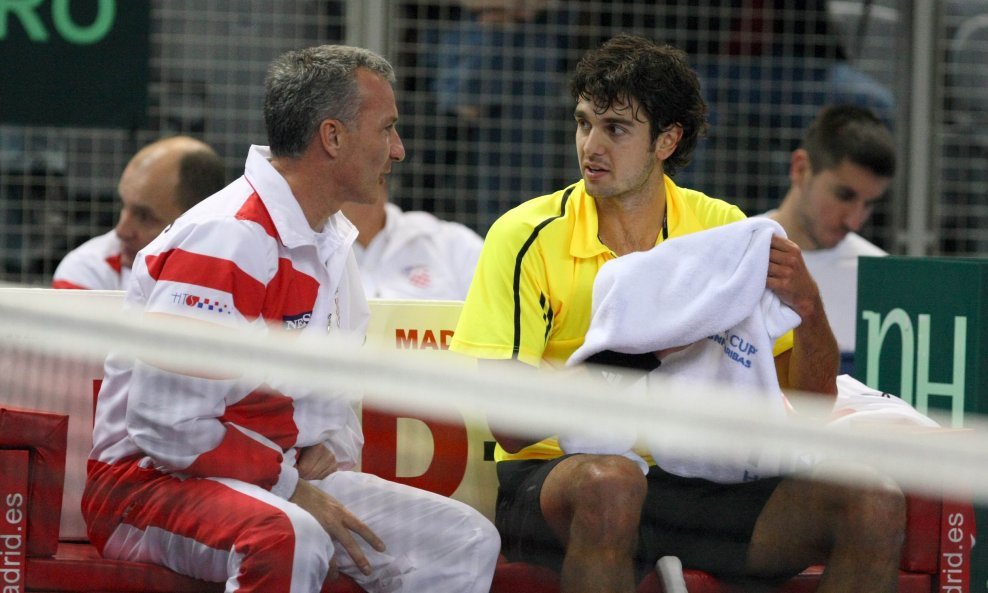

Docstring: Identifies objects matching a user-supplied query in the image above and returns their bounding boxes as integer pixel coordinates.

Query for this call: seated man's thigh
[637,465,782,578]
[104,475,332,584]
[316,470,499,592]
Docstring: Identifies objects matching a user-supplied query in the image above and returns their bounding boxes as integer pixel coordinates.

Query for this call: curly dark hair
[569,34,707,176]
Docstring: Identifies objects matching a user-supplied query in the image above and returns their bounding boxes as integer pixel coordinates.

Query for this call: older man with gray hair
[82,44,499,593]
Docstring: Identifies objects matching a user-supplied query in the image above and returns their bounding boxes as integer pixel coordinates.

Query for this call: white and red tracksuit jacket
[52,230,129,290]
[83,144,369,549]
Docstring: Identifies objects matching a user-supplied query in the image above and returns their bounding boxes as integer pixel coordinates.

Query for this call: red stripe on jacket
[52,279,87,289]
[220,388,299,451]
[261,258,321,323]
[234,191,321,323]
[184,425,284,489]
[145,249,266,319]
[107,254,122,274]
[236,192,280,241]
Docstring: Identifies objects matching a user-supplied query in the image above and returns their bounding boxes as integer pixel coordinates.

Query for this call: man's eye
[136,211,158,225]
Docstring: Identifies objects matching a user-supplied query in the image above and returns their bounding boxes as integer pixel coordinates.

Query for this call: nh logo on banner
[860,309,967,427]
[856,256,988,431]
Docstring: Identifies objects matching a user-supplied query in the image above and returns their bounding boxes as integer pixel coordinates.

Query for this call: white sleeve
[444,222,484,300]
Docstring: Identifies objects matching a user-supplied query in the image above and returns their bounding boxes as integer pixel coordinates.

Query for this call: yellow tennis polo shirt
[451,177,794,462]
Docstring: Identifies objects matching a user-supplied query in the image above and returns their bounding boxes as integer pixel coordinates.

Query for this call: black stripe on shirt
[512,186,574,359]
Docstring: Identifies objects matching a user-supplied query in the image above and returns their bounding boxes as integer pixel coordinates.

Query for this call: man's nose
[844,201,871,232]
[391,129,406,162]
[580,127,605,157]
[115,209,135,240]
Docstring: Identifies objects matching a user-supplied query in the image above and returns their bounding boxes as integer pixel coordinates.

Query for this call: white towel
[565,218,802,483]
[556,372,651,474]
[829,374,940,429]
[782,374,941,473]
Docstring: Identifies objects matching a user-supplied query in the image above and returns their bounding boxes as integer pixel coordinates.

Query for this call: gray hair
[264,45,395,158]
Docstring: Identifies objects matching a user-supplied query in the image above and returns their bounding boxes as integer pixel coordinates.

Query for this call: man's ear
[790,148,812,185]
[318,118,344,158]
[654,124,683,161]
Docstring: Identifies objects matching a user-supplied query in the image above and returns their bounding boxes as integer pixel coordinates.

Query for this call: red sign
[362,407,468,497]
[0,450,28,592]
[940,497,976,593]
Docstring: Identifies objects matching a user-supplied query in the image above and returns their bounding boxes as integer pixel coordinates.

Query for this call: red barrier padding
[26,543,223,593]
[490,559,560,593]
[775,567,930,593]
[902,494,942,573]
[0,406,68,557]
[491,556,935,592]
[26,542,367,593]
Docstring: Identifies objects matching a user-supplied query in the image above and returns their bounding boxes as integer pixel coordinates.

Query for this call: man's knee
[576,455,646,501]
[472,519,503,565]
[845,477,907,541]
[811,467,907,549]
[448,501,501,560]
[553,456,647,524]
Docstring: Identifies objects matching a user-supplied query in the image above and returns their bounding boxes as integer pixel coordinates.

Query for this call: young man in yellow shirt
[451,34,904,593]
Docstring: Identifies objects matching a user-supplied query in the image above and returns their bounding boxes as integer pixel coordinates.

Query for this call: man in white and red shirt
[82,45,499,593]
[342,199,482,299]
[52,135,226,290]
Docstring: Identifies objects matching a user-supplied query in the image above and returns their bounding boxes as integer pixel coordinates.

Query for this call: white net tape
[1,285,986,506]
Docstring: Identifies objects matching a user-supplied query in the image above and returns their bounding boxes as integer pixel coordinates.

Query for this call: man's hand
[297,444,338,480]
[290,479,386,578]
[766,235,821,320]
[766,235,839,397]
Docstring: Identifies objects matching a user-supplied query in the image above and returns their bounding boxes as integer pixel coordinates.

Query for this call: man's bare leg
[744,463,906,593]
[540,454,648,593]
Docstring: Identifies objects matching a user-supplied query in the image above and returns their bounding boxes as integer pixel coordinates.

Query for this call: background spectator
[51,136,225,290]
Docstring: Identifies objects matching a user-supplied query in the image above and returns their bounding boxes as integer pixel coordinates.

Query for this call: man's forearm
[786,302,839,397]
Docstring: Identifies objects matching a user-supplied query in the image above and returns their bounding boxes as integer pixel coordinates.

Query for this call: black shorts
[495,456,783,580]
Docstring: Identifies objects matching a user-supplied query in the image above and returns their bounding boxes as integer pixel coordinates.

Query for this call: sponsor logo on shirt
[404,265,431,289]
[171,292,232,315]
[283,312,312,331]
